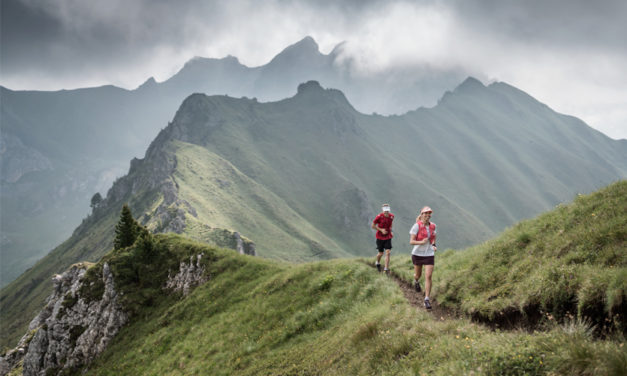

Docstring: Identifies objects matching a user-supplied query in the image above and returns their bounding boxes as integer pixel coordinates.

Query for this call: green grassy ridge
[78,234,625,375]
[172,141,352,261]
[181,90,495,254]
[392,180,627,334]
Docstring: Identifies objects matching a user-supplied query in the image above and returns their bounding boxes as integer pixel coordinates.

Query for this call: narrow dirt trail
[364,261,458,321]
[372,265,545,333]
[386,269,458,321]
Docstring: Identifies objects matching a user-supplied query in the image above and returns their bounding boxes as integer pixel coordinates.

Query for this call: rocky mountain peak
[454,76,485,93]
[294,80,354,110]
[280,36,320,56]
[173,55,245,81]
[267,36,326,67]
[136,76,157,90]
[296,80,324,94]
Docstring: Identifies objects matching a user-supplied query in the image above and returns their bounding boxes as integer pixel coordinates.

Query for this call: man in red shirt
[372,203,394,273]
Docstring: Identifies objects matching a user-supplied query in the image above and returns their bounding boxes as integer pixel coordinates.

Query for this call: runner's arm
[409,233,428,245]
[371,217,378,231]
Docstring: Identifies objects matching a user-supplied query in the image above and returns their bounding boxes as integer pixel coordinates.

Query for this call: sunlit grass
[85,224,625,375]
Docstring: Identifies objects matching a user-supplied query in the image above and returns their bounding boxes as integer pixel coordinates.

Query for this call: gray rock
[165,254,209,296]
[234,232,256,256]
[1,262,127,376]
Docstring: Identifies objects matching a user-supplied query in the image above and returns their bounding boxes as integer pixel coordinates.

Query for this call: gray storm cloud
[1,0,626,139]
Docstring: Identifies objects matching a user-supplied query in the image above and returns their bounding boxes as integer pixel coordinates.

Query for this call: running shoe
[376,263,382,272]
[414,281,421,292]
[424,298,432,310]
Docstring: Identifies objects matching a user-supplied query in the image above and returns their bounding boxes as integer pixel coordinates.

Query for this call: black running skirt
[412,255,434,265]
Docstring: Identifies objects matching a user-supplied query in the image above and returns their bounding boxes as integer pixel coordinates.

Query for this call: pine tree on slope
[114,204,139,250]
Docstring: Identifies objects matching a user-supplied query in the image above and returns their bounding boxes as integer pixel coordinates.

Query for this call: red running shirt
[373,213,394,240]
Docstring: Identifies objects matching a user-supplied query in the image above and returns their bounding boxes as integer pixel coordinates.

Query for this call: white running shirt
[409,223,436,257]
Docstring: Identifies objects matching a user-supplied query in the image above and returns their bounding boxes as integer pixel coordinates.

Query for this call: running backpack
[416,221,436,242]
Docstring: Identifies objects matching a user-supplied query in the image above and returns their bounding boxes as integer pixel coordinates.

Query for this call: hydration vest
[416,221,436,243]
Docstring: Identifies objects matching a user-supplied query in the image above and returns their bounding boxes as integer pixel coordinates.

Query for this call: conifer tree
[114,204,139,250]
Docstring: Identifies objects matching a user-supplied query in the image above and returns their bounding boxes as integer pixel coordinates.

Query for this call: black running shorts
[412,255,434,265]
[376,239,392,252]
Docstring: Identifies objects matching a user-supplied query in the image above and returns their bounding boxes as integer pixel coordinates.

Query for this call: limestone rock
[0,263,127,376]
[165,254,209,296]
[234,232,256,256]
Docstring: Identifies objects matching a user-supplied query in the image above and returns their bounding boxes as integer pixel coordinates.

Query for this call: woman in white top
[409,206,437,309]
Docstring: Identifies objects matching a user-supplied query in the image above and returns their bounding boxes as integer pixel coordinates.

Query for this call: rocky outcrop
[165,254,209,296]
[234,232,256,256]
[0,263,127,376]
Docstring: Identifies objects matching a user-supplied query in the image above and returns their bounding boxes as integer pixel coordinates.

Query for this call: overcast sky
[2,0,626,139]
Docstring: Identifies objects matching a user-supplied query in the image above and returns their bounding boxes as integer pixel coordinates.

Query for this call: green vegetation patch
[393,180,627,335]
[84,242,625,375]
[99,234,216,318]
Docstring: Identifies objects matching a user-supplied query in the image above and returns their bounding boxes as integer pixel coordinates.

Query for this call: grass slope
[173,141,352,261]
[79,234,625,375]
[392,180,626,334]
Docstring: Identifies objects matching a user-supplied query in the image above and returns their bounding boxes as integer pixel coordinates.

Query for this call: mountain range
[0,36,467,287]
[2,37,626,289]
[2,75,626,349]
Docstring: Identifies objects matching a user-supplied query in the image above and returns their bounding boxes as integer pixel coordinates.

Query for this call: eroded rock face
[0,263,127,376]
[165,254,209,296]
[234,232,256,256]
